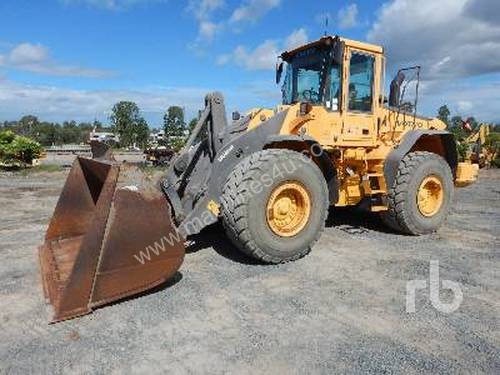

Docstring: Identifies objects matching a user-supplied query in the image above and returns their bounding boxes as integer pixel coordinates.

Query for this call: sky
[0,0,499,127]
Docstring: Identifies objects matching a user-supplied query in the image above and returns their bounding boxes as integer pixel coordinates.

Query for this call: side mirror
[276,62,284,84]
[232,111,241,121]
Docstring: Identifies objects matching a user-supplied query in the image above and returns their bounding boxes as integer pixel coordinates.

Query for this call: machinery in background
[144,145,176,166]
[463,123,497,168]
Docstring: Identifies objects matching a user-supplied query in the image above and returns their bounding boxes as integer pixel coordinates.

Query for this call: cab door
[340,47,378,147]
[304,54,344,147]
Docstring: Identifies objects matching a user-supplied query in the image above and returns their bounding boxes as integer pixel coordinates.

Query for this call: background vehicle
[464,123,497,168]
[144,145,175,166]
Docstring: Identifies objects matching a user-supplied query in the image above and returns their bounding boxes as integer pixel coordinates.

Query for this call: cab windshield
[282,45,340,107]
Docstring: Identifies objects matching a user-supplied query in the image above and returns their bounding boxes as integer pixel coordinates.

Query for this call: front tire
[380,151,454,235]
[221,149,328,263]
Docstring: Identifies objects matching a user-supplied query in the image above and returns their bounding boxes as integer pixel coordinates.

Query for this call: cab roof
[280,35,384,60]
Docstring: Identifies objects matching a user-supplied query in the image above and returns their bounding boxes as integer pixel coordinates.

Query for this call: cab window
[281,47,324,104]
[348,52,375,112]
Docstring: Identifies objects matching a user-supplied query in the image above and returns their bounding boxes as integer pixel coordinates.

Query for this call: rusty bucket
[39,156,185,322]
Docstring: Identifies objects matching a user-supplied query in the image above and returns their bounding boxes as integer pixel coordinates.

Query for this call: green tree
[437,105,450,126]
[33,122,62,146]
[0,130,16,145]
[0,130,42,165]
[61,121,81,144]
[10,136,43,163]
[484,132,500,167]
[448,115,467,161]
[18,115,39,136]
[450,116,466,138]
[133,118,150,149]
[110,101,150,148]
[163,106,186,151]
[163,106,185,137]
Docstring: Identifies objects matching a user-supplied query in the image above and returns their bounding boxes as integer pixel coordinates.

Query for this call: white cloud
[188,0,225,43]
[457,100,473,113]
[284,28,308,51]
[0,78,286,123]
[188,0,281,47]
[198,21,219,41]
[367,0,500,121]
[229,0,281,25]
[61,0,167,10]
[0,43,112,78]
[420,79,500,122]
[216,54,231,65]
[218,28,308,71]
[189,0,225,20]
[368,0,500,79]
[338,4,358,29]
[464,0,500,26]
[0,79,210,122]
[8,43,48,65]
[223,40,279,70]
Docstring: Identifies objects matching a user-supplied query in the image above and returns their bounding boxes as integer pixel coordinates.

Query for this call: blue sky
[0,0,499,126]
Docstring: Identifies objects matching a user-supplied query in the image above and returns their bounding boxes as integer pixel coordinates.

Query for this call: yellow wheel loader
[39,36,478,322]
[464,123,496,168]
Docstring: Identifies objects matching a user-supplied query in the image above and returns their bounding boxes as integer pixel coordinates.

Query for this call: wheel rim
[417,175,444,217]
[266,181,311,237]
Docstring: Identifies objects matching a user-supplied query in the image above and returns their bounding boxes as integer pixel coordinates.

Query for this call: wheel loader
[39,35,478,322]
[463,123,496,168]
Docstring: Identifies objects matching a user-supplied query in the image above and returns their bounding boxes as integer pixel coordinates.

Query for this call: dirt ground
[0,167,498,374]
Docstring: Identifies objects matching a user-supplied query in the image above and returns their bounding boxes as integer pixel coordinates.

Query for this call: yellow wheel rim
[417,175,444,217]
[266,181,311,237]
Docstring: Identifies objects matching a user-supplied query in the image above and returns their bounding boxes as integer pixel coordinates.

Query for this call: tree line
[2,102,498,159]
[0,101,199,150]
[0,116,101,146]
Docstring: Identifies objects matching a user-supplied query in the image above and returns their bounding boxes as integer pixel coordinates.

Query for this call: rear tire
[380,151,453,235]
[221,149,328,263]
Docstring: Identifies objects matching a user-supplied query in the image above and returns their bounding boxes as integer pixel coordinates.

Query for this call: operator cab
[277,36,383,114]
[278,36,342,109]
[276,36,385,146]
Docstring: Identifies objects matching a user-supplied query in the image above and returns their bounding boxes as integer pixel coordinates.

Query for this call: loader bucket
[39,157,185,322]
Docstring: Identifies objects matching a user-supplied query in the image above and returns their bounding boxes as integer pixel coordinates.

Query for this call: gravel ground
[0,168,498,374]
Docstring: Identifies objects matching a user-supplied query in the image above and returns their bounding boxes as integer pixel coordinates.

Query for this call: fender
[384,130,458,189]
[264,134,339,204]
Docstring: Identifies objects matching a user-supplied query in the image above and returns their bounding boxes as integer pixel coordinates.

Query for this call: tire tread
[381,151,452,235]
[221,149,328,263]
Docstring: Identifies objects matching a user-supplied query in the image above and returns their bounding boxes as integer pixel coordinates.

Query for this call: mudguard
[384,130,458,189]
